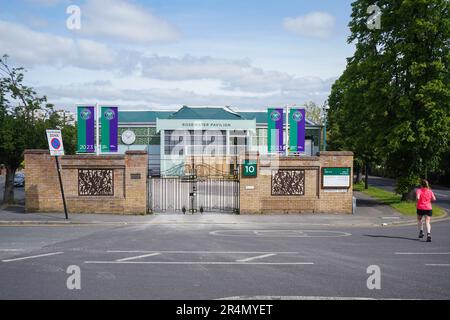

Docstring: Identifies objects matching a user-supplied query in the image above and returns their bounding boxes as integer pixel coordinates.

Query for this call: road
[1,220,450,300]
[368,176,450,211]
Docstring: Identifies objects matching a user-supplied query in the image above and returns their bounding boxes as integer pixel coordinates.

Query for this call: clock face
[121,130,136,145]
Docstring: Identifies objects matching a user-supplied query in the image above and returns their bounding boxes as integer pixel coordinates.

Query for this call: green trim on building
[118,106,321,126]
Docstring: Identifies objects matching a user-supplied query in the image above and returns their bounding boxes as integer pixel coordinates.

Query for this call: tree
[0,55,76,204]
[328,0,450,197]
[303,101,323,125]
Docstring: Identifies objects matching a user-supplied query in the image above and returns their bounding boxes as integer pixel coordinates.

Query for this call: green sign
[322,167,351,188]
[323,168,351,176]
[242,161,257,177]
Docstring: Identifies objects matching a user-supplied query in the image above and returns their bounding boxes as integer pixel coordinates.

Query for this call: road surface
[1,220,449,300]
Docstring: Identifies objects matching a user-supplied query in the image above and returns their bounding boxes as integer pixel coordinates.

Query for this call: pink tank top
[416,188,434,211]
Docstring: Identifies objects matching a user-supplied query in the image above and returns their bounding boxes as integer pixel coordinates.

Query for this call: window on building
[164,130,227,156]
[229,130,248,155]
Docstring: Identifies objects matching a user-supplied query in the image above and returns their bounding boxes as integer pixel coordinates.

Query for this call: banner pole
[285,105,289,157]
[55,156,68,220]
[96,103,100,156]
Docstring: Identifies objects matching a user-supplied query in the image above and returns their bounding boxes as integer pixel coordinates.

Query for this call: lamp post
[322,101,330,151]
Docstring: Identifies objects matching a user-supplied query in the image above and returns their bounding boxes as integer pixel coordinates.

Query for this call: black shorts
[417,209,433,217]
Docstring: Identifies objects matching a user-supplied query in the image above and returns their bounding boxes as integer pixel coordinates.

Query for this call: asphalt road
[1,220,450,300]
[368,176,450,211]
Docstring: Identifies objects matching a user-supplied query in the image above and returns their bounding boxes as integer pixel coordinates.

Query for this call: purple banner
[101,107,118,153]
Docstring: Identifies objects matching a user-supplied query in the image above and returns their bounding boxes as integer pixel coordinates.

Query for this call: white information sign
[46,130,65,156]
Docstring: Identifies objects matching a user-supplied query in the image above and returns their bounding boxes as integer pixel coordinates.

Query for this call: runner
[416,179,437,242]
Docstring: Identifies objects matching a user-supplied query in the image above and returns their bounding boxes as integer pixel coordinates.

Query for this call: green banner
[267,108,284,153]
[323,168,351,176]
[77,106,95,153]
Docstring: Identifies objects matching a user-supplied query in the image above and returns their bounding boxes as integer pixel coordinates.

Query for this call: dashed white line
[2,252,64,262]
[116,252,161,262]
[236,253,277,262]
[425,264,450,267]
[0,249,24,252]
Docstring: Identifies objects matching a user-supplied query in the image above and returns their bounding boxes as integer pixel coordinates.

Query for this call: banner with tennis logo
[289,108,306,153]
[101,106,118,153]
[77,106,96,153]
[267,108,284,153]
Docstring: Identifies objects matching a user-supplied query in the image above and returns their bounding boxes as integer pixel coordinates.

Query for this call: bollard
[352,196,357,215]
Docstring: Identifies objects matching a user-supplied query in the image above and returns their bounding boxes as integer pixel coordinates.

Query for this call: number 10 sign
[242,161,257,177]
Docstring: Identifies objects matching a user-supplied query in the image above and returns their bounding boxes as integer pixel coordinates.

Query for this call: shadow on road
[363,235,420,242]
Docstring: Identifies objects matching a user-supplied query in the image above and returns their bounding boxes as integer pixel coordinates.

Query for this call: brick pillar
[124,151,148,215]
[24,150,62,212]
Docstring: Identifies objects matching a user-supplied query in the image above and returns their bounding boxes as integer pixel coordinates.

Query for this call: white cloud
[37,76,335,111]
[139,55,333,94]
[283,12,336,39]
[80,0,180,43]
[0,20,116,69]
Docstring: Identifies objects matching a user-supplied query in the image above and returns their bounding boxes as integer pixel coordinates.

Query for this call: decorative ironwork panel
[271,170,305,196]
[78,169,114,196]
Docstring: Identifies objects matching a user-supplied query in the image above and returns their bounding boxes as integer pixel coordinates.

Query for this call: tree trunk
[2,167,16,204]
[355,168,363,183]
[402,188,416,202]
[364,163,369,190]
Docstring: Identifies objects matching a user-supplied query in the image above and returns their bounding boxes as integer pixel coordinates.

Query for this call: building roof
[169,106,243,120]
[119,111,172,123]
[119,106,321,126]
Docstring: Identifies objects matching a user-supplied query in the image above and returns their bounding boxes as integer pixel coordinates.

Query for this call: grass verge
[353,182,445,217]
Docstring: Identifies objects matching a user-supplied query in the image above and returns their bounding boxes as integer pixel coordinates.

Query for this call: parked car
[14,172,25,187]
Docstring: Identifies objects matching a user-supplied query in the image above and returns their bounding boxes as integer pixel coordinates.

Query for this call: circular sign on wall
[121,130,136,145]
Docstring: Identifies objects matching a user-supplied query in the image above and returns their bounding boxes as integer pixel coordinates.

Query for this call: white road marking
[396,252,450,255]
[0,249,24,252]
[2,252,64,262]
[116,252,161,262]
[236,253,277,262]
[107,250,298,254]
[85,261,314,266]
[210,230,352,238]
[425,264,450,267]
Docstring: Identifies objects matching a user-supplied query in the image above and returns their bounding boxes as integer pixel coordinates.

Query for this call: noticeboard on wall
[322,167,351,189]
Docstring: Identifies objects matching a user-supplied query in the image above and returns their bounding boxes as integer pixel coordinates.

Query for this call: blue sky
[0,0,356,111]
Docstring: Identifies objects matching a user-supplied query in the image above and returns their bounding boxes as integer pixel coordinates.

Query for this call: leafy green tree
[303,101,323,125]
[328,0,449,198]
[0,55,76,204]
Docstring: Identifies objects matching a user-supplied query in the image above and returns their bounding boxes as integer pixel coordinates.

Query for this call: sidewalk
[2,192,445,228]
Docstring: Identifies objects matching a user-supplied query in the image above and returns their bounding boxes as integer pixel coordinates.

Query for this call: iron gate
[148,176,239,214]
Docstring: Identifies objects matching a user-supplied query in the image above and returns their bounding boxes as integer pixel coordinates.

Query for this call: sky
[0,0,356,112]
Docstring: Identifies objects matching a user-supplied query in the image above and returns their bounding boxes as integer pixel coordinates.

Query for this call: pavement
[1,193,446,228]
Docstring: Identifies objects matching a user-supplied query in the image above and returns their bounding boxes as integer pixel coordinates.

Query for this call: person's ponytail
[421,179,430,189]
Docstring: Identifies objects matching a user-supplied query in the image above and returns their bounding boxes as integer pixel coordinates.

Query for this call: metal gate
[148,176,239,214]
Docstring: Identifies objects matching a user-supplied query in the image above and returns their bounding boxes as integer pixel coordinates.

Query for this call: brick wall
[239,151,354,214]
[24,150,148,215]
